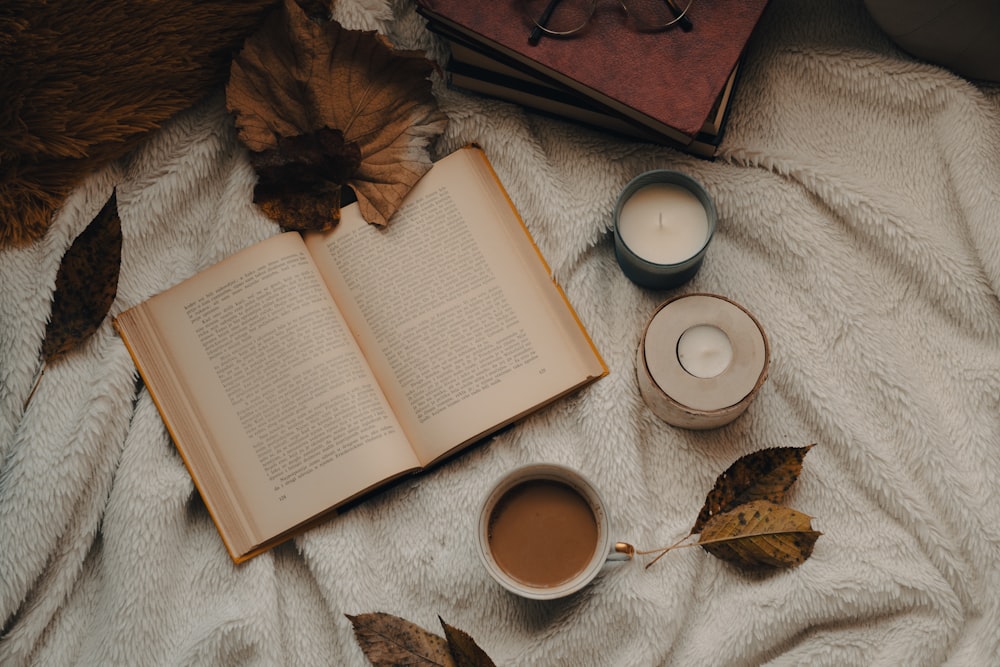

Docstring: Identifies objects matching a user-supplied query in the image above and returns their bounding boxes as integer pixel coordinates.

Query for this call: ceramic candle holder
[614,170,717,290]
[636,293,770,430]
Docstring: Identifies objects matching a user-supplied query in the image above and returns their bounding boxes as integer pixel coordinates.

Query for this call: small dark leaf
[42,190,122,362]
[440,617,496,667]
[347,613,456,667]
[698,499,822,570]
[692,445,814,534]
[249,127,361,232]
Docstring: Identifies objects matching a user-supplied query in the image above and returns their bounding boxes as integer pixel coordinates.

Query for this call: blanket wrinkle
[723,145,1000,341]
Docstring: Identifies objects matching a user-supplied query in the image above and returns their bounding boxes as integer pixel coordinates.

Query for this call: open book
[114,146,607,563]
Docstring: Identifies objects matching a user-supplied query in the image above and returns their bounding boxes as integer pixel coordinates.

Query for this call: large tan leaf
[692,445,814,534]
[698,499,822,570]
[226,0,447,231]
[347,613,456,667]
[321,27,448,227]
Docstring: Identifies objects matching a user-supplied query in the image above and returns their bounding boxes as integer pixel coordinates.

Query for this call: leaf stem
[23,364,45,411]
[635,532,696,569]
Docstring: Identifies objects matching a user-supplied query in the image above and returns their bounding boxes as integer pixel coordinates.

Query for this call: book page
[118,233,420,555]
[305,147,605,466]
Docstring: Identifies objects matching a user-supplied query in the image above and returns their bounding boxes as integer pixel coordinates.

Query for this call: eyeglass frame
[526,0,694,45]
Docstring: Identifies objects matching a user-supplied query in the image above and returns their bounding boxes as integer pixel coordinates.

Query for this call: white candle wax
[676,324,733,378]
[617,183,709,265]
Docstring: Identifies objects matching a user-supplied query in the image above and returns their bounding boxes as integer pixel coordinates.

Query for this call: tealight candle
[677,324,733,378]
[614,171,716,290]
[636,293,769,430]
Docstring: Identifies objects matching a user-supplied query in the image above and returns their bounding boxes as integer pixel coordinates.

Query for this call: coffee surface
[487,479,599,588]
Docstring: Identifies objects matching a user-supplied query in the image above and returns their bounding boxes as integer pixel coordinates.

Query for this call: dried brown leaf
[323,29,448,228]
[347,613,456,667]
[226,0,447,230]
[440,617,496,667]
[248,127,360,231]
[692,445,814,534]
[698,499,822,570]
[42,190,121,362]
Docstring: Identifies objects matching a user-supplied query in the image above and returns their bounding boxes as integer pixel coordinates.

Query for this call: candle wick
[658,212,663,229]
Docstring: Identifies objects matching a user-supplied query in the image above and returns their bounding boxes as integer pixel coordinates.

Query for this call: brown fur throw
[0,0,281,247]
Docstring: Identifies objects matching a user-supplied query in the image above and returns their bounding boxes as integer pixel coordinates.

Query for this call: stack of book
[416,0,771,158]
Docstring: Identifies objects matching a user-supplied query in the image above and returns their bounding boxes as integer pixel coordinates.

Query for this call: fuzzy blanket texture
[0,0,279,247]
[2,0,1000,665]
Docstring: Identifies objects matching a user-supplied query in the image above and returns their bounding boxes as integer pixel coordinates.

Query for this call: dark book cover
[416,0,769,141]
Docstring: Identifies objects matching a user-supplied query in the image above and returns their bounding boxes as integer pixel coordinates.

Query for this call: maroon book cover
[417,0,769,141]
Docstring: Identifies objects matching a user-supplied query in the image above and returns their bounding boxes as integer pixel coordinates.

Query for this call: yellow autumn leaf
[693,445,814,534]
[698,499,822,570]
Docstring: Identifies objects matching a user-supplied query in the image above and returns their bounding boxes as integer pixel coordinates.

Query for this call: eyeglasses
[524,0,694,45]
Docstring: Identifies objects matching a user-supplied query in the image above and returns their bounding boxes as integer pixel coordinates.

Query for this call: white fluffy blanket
[3,0,1000,664]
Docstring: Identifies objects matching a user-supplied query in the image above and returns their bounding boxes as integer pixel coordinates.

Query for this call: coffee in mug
[477,464,631,600]
[488,478,599,587]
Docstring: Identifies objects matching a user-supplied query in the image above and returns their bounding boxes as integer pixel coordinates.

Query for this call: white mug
[477,464,632,600]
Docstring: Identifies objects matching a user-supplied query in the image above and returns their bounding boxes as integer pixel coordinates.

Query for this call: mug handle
[607,542,635,562]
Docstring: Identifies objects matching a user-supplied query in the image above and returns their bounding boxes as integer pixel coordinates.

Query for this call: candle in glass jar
[616,183,710,265]
[613,171,716,290]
